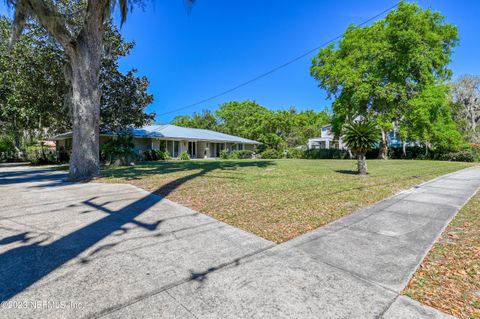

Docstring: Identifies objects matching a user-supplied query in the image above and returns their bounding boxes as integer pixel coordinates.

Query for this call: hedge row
[220,150,255,159]
[258,146,479,162]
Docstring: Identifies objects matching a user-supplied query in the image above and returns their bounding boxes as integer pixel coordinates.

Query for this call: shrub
[303,149,349,159]
[285,148,304,159]
[384,146,429,159]
[101,135,136,166]
[143,149,172,161]
[158,150,171,160]
[436,150,477,162]
[219,149,254,159]
[24,144,56,164]
[470,144,480,160]
[364,145,479,162]
[143,150,155,161]
[261,149,282,159]
[229,151,239,159]
[0,135,15,153]
[25,144,42,164]
[0,135,15,159]
[231,150,254,159]
[178,151,190,160]
[220,149,229,159]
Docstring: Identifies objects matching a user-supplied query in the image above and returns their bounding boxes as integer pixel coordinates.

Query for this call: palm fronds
[342,120,380,154]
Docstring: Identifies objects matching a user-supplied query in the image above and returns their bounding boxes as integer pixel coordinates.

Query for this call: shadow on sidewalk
[0,161,273,302]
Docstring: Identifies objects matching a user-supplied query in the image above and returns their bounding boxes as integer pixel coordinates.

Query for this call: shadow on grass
[334,169,360,175]
[102,160,274,180]
[0,160,274,302]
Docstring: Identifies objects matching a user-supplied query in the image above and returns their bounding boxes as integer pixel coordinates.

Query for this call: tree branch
[82,0,110,37]
[9,0,29,48]
[25,0,74,49]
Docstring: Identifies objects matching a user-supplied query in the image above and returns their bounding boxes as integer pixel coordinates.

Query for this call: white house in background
[307,124,405,150]
[52,124,261,159]
[307,125,347,150]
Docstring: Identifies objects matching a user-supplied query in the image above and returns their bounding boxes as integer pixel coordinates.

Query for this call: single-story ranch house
[52,125,261,159]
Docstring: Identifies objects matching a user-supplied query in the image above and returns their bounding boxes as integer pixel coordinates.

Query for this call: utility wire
[158,2,400,117]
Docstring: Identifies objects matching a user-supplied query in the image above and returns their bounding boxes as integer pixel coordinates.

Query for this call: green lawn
[100,159,476,243]
[404,192,480,319]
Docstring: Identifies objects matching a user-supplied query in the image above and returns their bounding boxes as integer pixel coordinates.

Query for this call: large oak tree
[1,15,154,155]
[7,0,187,179]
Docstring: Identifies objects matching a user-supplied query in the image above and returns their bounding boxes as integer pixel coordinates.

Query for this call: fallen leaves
[100,159,473,243]
[404,193,480,319]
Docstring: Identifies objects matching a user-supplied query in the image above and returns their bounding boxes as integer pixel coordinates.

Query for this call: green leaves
[172,101,331,151]
[310,1,459,151]
[0,16,154,138]
[342,120,380,154]
[172,109,219,131]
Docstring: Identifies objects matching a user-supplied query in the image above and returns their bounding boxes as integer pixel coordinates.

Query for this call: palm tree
[342,120,380,175]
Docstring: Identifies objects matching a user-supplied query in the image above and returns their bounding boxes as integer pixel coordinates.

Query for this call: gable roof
[51,125,261,145]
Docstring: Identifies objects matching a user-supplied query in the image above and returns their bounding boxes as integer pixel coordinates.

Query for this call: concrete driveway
[1,164,479,318]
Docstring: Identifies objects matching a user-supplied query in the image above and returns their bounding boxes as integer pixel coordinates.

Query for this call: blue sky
[1,1,479,123]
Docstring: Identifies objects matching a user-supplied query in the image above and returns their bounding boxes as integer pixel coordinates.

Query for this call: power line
[158,2,400,117]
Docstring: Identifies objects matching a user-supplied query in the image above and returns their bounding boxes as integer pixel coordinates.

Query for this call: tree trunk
[402,141,407,158]
[378,128,388,159]
[357,153,367,175]
[68,40,102,180]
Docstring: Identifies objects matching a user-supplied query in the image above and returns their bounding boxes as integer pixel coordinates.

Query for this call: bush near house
[230,150,254,159]
[220,150,254,159]
[101,135,137,166]
[178,151,190,161]
[143,149,171,161]
[219,149,229,159]
[0,134,16,161]
[25,144,57,164]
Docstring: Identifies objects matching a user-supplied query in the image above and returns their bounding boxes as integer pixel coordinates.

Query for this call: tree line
[171,101,330,151]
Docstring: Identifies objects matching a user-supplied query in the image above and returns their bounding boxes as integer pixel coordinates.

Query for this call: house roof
[51,125,261,145]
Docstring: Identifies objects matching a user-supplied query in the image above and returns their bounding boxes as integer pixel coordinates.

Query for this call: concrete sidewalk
[0,165,479,318]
